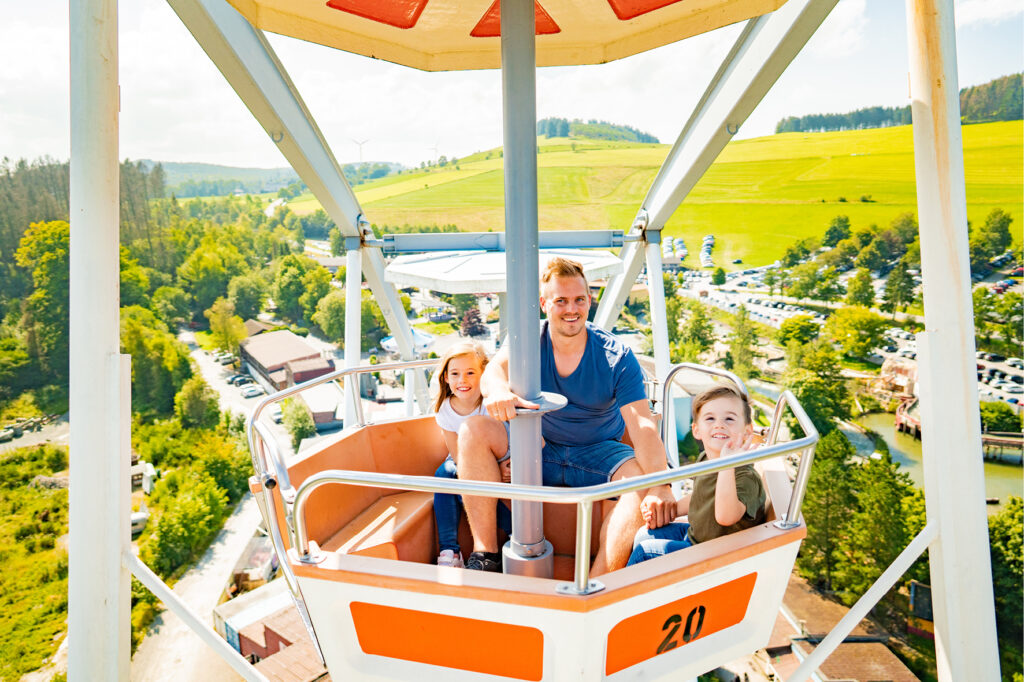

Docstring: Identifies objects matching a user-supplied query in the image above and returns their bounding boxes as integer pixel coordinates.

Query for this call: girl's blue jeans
[434,456,511,553]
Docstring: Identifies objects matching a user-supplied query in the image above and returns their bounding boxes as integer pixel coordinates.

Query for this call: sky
[1,0,1021,170]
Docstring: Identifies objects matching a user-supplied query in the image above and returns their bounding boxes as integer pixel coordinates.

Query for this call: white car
[269,404,283,423]
[241,384,265,398]
[1003,384,1023,394]
[1006,357,1024,369]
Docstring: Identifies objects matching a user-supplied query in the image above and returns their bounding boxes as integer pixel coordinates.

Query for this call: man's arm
[621,398,677,527]
[481,346,538,421]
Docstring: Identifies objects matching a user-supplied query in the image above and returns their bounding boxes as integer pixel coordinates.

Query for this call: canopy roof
[385,248,623,293]
[225,0,787,70]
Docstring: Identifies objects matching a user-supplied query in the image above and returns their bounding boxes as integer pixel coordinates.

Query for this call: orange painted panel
[605,572,757,675]
[605,0,684,21]
[470,0,561,38]
[325,0,430,30]
[350,602,544,680]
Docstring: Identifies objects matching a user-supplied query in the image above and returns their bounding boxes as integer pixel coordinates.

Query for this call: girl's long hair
[432,341,489,413]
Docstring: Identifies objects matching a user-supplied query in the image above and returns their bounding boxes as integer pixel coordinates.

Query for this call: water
[847,413,1022,514]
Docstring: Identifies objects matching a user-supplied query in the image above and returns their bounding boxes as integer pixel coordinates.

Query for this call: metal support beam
[166,0,428,410]
[643,233,678,467]
[344,244,362,427]
[639,0,839,231]
[906,1,1000,678]
[69,0,130,677]
[594,239,646,330]
[501,0,553,578]
[380,230,626,253]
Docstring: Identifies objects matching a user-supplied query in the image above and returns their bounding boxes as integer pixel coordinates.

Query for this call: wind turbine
[351,138,368,163]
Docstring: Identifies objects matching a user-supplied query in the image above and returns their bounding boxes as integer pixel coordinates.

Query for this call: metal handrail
[290,388,817,594]
[658,363,748,447]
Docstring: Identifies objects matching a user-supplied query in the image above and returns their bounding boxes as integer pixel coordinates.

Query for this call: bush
[282,398,316,450]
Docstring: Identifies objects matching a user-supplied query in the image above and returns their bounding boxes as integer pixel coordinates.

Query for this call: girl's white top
[435,397,486,433]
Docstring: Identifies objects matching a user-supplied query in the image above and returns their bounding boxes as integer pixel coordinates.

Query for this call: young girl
[432,342,491,568]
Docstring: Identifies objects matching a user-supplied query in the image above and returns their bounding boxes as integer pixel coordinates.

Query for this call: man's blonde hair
[540,257,588,288]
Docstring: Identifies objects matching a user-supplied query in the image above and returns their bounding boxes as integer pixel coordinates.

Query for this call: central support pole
[69,0,130,677]
[905,1,1000,678]
[344,236,363,428]
[501,0,553,577]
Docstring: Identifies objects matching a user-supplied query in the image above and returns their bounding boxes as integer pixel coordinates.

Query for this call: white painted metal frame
[68,0,130,678]
[68,0,1001,676]
[166,0,429,411]
[905,0,1000,677]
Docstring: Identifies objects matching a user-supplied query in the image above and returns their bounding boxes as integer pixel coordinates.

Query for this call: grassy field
[284,121,1022,269]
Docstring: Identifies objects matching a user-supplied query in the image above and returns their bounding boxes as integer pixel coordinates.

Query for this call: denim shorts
[541,440,635,488]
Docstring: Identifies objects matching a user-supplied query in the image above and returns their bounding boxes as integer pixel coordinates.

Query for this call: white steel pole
[643,239,678,468]
[344,242,362,427]
[906,1,1000,679]
[69,0,129,678]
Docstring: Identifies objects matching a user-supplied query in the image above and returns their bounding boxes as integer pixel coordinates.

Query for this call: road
[0,413,68,455]
[131,494,261,681]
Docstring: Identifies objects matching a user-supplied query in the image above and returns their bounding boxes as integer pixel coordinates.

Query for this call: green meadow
[290,121,1022,268]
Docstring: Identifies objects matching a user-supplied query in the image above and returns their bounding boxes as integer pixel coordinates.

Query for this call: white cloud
[955,0,1024,28]
[807,0,868,58]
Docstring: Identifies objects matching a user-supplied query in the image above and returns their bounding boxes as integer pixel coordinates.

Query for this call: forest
[776,73,1022,133]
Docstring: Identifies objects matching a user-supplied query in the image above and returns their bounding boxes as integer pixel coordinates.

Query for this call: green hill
[287,121,1022,269]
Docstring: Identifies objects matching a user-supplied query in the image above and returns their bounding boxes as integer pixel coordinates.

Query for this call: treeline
[165,161,399,198]
[776,73,1022,133]
[537,117,659,143]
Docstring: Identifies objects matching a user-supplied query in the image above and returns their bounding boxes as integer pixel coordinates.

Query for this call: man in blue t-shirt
[457,257,676,574]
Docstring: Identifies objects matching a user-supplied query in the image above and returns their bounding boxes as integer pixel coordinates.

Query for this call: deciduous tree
[725,305,757,379]
[174,375,220,429]
[823,215,851,247]
[824,306,886,358]
[845,268,875,307]
[881,260,914,319]
[204,298,247,353]
[776,315,819,346]
[228,272,267,320]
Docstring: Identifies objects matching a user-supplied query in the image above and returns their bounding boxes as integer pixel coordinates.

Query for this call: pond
[847,412,1022,515]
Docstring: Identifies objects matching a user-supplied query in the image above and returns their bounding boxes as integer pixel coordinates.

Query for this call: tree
[204,298,247,353]
[142,473,229,577]
[665,296,683,346]
[711,267,726,286]
[995,291,1023,348]
[981,208,1014,254]
[329,227,344,256]
[451,293,478,318]
[312,290,346,343]
[725,305,757,379]
[461,308,488,337]
[776,315,819,346]
[845,268,875,307]
[881,260,914,319]
[788,262,819,300]
[854,240,885,272]
[814,266,844,306]
[980,401,1022,433]
[762,269,780,296]
[823,215,851,247]
[174,375,220,429]
[121,306,193,415]
[282,397,316,449]
[797,430,856,590]
[228,272,267,320]
[273,254,317,320]
[890,212,918,244]
[120,245,151,307]
[151,286,191,328]
[14,220,70,378]
[834,452,915,607]
[972,287,995,343]
[784,339,850,434]
[671,300,714,362]
[299,266,333,321]
[824,306,887,358]
[176,238,246,313]
[662,272,678,299]
[988,496,1023,646]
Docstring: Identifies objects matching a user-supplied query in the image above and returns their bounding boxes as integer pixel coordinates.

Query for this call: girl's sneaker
[437,549,464,568]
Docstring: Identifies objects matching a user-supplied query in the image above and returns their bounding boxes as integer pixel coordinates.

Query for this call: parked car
[986,353,1006,362]
[231,374,253,386]
[898,349,917,359]
[269,404,283,423]
[241,385,265,398]
[1005,385,1024,394]
[1006,357,1024,369]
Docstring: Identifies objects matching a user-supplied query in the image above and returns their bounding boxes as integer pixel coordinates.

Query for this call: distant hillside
[141,159,404,198]
[775,73,1022,133]
[537,117,658,143]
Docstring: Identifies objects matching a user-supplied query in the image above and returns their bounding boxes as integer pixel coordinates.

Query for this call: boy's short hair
[540,257,588,288]
[692,385,752,425]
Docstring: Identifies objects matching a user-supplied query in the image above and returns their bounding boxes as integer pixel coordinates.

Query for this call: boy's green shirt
[687,452,767,544]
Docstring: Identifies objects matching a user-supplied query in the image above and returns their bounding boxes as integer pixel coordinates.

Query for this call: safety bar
[290,389,817,595]
[658,363,748,446]
[369,229,639,253]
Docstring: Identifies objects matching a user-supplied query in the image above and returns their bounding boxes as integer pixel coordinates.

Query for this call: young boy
[627,385,766,565]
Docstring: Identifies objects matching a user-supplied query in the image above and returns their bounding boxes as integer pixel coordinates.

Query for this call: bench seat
[321,491,436,564]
